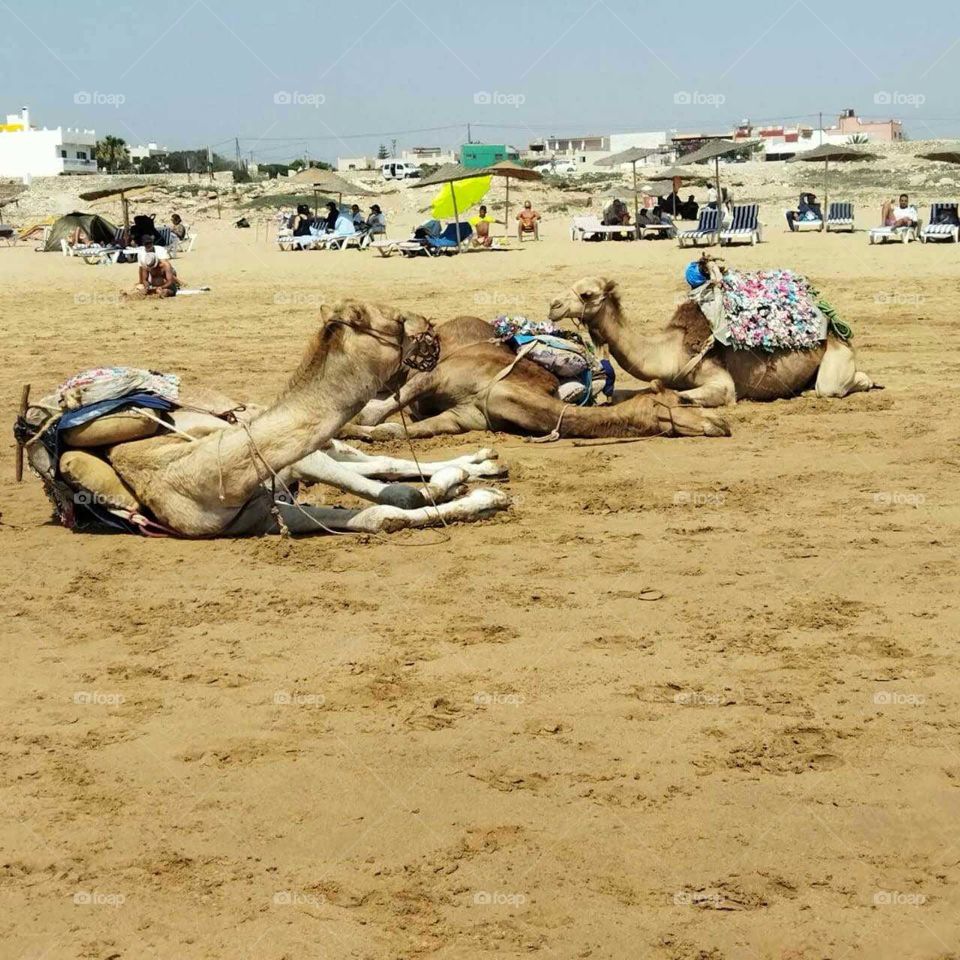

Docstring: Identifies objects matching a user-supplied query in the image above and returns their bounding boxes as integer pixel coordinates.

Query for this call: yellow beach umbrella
[431,175,491,220]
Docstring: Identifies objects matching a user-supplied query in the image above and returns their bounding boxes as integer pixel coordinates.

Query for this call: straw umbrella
[79,181,149,232]
[679,140,759,216]
[477,158,541,235]
[412,163,490,252]
[643,166,700,216]
[289,167,377,213]
[595,147,659,228]
[787,144,878,226]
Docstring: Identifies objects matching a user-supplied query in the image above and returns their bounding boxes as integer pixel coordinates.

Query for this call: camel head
[548,277,619,346]
[291,301,438,393]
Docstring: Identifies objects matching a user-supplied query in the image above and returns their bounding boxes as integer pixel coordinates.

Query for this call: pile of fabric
[16,367,182,535]
[719,270,829,352]
[493,316,614,404]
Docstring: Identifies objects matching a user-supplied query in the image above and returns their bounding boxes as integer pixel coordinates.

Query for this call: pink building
[833,108,904,142]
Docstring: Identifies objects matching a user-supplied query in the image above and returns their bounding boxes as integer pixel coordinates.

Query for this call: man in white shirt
[885,194,918,228]
[707,185,718,209]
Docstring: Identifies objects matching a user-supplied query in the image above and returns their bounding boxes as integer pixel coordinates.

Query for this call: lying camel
[548,276,879,407]
[342,315,730,441]
[26,301,509,537]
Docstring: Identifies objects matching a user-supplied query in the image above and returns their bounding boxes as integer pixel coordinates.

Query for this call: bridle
[324,319,441,373]
[563,286,607,322]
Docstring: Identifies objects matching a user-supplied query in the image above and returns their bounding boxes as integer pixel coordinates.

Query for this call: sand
[2,203,959,960]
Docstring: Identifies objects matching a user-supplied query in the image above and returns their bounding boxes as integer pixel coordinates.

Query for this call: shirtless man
[133,250,179,298]
[516,200,541,239]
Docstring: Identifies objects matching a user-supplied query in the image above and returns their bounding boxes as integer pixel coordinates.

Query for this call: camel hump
[667,300,714,355]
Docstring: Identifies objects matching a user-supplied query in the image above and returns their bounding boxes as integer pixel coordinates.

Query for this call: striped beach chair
[719,203,762,246]
[825,202,855,233]
[920,203,959,243]
[677,208,719,248]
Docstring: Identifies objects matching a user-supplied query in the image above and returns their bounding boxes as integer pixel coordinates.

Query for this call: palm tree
[95,135,131,173]
[847,134,870,145]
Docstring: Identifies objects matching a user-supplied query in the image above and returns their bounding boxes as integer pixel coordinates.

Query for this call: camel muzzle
[402,330,441,372]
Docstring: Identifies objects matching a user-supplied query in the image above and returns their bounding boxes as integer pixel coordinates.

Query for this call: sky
[1,0,958,163]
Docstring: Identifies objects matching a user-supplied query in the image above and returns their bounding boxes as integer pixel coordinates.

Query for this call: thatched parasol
[288,168,377,212]
[477,159,541,234]
[680,140,759,215]
[787,144,878,224]
[596,147,659,225]
[0,182,27,211]
[79,181,150,230]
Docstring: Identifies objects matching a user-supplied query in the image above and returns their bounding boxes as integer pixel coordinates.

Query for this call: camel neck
[594,302,682,382]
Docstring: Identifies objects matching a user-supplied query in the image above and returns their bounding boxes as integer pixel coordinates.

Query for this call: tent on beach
[42,212,118,252]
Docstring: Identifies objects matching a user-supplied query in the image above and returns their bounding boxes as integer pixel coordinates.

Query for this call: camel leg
[675,368,737,407]
[350,410,470,441]
[815,339,877,398]
[288,451,431,509]
[354,370,440,426]
[345,488,511,533]
[323,439,507,479]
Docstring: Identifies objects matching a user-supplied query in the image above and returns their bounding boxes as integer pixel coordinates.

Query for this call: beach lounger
[569,215,637,241]
[869,222,920,245]
[825,202,855,233]
[787,210,823,232]
[0,224,17,246]
[719,204,762,246]
[638,221,676,240]
[920,203,959,243]
[277,229,322,251]
[677,208,720,248]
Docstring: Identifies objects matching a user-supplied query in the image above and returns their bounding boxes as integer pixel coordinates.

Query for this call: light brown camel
[29,302,509,537]
[342,315,730,441]
[548,277,879,407]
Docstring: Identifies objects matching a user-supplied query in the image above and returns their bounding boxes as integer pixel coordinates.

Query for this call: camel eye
[580,291,594,301]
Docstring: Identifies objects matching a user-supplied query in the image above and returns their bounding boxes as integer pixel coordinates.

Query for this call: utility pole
[391,138,397,158]
[467,122,471,144]
[235,136,242,170]
[206,145,212,180]
[819,111,823,146]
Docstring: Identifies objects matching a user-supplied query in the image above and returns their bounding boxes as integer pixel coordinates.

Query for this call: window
[60,149,67,158]
[76,151,87,160]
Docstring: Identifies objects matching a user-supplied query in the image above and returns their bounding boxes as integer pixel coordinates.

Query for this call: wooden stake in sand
[15,383,30,482]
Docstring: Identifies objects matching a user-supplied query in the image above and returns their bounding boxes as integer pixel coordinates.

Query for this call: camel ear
[400,311,430,338]
[319,303,335,323]
[601,277,619,297]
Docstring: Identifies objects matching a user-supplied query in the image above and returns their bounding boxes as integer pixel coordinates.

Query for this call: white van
[380,161,421,180]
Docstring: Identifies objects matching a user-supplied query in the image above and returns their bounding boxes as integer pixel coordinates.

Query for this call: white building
[129,142,168,164]
[337,156,373,172]
[527,130,669,170]
[0,107,97,178]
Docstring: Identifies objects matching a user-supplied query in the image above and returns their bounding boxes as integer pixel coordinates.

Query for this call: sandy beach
[3,195,960,959]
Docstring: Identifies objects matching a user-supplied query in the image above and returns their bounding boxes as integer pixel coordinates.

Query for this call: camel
[548,276,879,407]
[25,301,510,537]
[341,315,730,441]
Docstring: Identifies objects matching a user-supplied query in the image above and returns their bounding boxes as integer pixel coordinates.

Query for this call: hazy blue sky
[2,0,958,162]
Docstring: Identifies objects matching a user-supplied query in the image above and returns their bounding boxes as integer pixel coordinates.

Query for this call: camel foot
[369,422,405,441]
[662,406,731,437]
[379,483,429,509]
[422,466,470,503]
[346,488,511,533]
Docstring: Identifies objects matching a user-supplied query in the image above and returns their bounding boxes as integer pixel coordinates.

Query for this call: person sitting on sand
[516,200,540,239]
[129,250,179,298]
[470,204,496,247]
[882,194,918,228]
[681,194,700,220]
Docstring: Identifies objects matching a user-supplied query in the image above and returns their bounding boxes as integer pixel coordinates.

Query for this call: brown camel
[27,302,509,537]
[343,315,731,441]
[548,277,879,407]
